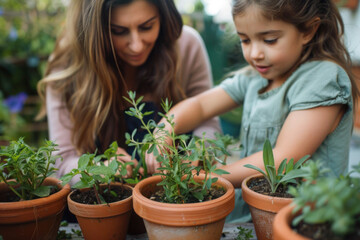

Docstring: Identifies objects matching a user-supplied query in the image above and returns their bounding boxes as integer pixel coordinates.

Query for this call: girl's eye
[239,39,250,44]
[264,39,277,44]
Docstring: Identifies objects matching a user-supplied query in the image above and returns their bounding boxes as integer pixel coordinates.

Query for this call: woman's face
[110,0,161,67]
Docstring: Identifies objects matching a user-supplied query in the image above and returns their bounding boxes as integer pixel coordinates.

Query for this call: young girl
[147,0,358,186]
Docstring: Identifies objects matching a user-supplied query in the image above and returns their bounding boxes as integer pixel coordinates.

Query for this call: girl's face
[234,5,310,86]
[110,0,160,67]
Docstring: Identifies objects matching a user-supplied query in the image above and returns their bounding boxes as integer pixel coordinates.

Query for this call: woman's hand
[145,151,161,175]
[104,147,143,178]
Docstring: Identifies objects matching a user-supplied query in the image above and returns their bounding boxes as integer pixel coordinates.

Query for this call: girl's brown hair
[37,0,184,154]
[232,0,359,111]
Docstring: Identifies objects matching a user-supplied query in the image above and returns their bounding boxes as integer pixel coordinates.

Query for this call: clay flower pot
[67,183,133,240]
[133,174,235,240]
[273,204,309,240]
[0,177,71,240]
[241,174,293,240]
[125,183,146,235]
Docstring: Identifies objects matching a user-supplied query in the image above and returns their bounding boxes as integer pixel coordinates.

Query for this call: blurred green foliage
[0,0,66,146]
[0,0,66,97]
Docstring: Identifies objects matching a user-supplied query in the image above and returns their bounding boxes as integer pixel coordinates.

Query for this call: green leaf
[294,155,310,169]
[60,173,75,185]
[31,185,51,197]
[244,164,266,176]
[213,169,230,175]
[277,158,287,175]
[78,154,90,171]
[285,158,294,173]
[89,166,114,176]
[263,139,274,167]
[279,169,308,184]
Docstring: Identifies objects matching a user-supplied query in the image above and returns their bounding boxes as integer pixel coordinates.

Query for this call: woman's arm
[218,104,344,188]
[46,85,80,185]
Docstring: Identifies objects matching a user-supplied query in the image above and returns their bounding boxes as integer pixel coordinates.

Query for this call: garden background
[0,0,246,147]
[0,0,359,176]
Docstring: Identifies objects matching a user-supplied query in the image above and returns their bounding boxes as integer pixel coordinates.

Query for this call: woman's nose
[128,32,143,53]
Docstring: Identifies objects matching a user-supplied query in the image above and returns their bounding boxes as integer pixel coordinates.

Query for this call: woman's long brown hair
[37,0,185,154]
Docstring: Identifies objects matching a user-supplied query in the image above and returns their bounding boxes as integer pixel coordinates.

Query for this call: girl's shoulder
[288,60,352,110]
[296,60,348,79]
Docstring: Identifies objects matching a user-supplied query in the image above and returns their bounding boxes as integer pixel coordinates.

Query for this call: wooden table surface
[59,222,257,240]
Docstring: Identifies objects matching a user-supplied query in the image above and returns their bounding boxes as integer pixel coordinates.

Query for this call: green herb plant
[0,137,60,200]
[244,139,310,194]
[236,226,254,240]
[124,91,232,204]
[289,162,360,237]
[60,141,133,204]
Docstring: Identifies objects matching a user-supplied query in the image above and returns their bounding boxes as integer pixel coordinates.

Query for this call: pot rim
[273,203,310,240]
[67,182,133,218]
[0,177,70,209]
[133,174,235,226]
[241,174,293,213]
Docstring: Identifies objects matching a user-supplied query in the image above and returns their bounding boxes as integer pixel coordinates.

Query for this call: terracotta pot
[242,174,293,240]
[126,183,147,235]
[0,177,71,240]
[133,174,235,240]
[273,204,310,240]
[67,183,133,240]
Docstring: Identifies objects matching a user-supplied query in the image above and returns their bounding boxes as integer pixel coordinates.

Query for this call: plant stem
[0,174,23,200]
[93,184,102,204]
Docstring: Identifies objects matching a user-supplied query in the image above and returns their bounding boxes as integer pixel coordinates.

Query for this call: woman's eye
[264,39,277,44]
[140,25,153,31]
[111,29,127,36]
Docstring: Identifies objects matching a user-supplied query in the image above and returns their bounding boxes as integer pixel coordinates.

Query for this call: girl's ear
[302,17,320,45]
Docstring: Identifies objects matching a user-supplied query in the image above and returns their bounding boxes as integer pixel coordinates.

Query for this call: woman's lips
[127,53,143,61]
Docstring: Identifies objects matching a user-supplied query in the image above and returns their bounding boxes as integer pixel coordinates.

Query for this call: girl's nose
[128,32,143,53]
[250,43,264,60]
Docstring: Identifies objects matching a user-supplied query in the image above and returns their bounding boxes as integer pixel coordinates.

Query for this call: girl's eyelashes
[239,39,250,44]
[239,38,278,44]
[264,38,277,44]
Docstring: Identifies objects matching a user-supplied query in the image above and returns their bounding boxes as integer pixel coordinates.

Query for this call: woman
[37,0,221,183]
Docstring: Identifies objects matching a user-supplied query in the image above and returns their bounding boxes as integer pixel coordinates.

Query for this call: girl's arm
[219,104,344,188]
[146,87,238,173]
[178,26,222,139]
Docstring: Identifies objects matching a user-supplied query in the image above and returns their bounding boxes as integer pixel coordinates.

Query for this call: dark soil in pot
[70,185,132,204]
[0,186,59,202]
[149,185,226,203]
[292,219,360,240]
[247,176,294,198]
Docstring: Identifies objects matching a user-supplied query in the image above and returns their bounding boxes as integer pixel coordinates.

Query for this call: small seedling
[244,139,310,193]
[61,141,133,204]
[236,226,254,240]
